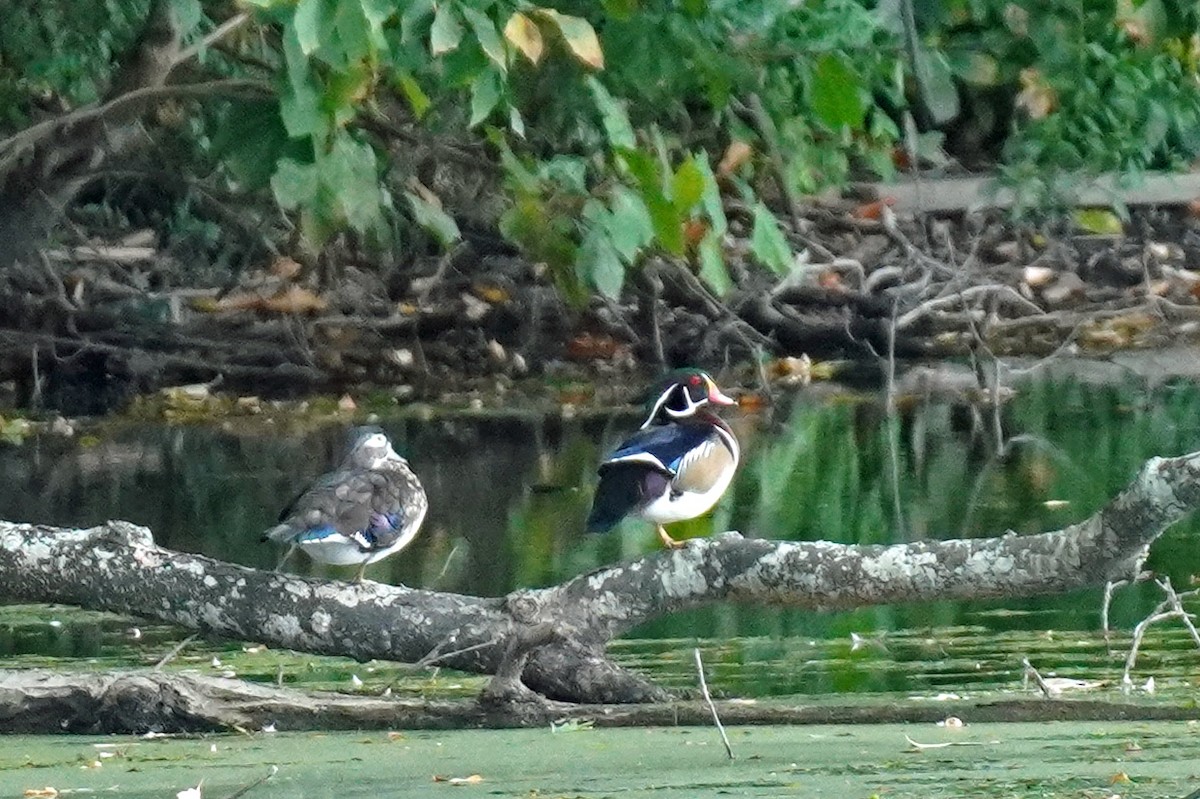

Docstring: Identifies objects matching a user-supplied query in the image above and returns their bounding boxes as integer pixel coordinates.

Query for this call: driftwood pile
[5,200,1200,414]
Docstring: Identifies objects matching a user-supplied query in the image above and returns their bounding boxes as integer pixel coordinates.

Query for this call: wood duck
[586,369,739,548]
[263,426,428,582]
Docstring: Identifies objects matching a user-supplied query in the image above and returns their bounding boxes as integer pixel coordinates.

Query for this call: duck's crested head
[344,425,399,468]
[642,368,734,426]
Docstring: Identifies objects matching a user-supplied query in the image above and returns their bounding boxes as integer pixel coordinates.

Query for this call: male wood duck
[586,369,739,548]
[263,426,428,582]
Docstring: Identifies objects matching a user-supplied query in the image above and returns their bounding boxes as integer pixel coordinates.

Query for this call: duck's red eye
[688,375,702,386]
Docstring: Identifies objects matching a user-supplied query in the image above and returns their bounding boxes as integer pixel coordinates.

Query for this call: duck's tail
[586,464,664,533]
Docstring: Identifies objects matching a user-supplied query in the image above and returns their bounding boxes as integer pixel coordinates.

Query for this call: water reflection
[3,378,1200,647]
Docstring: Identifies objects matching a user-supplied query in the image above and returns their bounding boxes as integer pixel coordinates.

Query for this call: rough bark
[2,451,1199,704]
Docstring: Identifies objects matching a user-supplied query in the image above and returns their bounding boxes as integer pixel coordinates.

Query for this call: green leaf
[407,191,462,247]
[469,69,502,127]
[489,130,538,192]
[294,0,331,55]
[538,156,587,193]
[618,149,682,254]
[587,77,635,150]
[618,148,662,195]
[279,21,326,137]
[810,53,866,129]
[601,0,638,20]
[460,6,507,72]
[360,0,396,30]
[332,0,373,64]
[750,202,793,274]
[509,104,525,138]
[698,230,731,295]
[671,156,704,213]
[396,72,431,119]
[915,46,959,125]
[400,0,435,43]
[323,134,381,233]
[579,228,625,299]
[169,0,203,36]
[211,100,290,190]
[607,187,654,262]
[695,155,727,237]
[430,2,464,55]
[271,159,319,210]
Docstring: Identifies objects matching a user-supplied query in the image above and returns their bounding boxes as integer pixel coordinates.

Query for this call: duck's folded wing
[349,469,428,551]
[602,424,714,475]
[265,468,376,544]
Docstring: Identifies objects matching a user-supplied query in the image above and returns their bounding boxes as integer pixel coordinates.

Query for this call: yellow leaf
[191,296,220,312]
[24,789,59,799]
[717,140,752,177]
[503,12,543,64]
[1016,67,1056,119]
[536,9,603,69]
[1073,208,1124,235]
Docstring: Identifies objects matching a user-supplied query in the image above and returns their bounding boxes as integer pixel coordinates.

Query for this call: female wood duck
[586,369,739,548]
[263,426,428,582]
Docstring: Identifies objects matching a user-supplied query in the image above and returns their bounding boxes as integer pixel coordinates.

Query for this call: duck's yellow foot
[657,525,686,549]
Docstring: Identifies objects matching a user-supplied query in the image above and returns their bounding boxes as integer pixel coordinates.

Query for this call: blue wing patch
[350,511,404,550]
[294,525,340,543]
[603,424,713,475]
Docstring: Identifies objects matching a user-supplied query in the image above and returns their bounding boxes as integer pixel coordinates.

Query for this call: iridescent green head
[640,368,734,428]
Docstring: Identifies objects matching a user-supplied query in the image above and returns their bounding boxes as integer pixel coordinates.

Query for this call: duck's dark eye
[688,374,702,387]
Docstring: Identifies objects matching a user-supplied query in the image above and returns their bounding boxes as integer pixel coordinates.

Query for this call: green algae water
[3,377,1200,703]
[3,722,1200,799]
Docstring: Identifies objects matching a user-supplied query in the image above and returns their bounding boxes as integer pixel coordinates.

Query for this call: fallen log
[2,450,1199,705]
[3,670,1197,734]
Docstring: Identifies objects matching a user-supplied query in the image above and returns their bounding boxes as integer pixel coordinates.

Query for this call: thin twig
[1123,608,1179,691]
[896,284,1043,330]
[432,543,462,587]
[1160,578,1200,648]
[218,764,278,799]
[153,633,199,671]
[1021,657,1057,698]
[415,638,496,669]
[883,300,905,537]
[0,80,272,170]
[1101,579,1127,652]
[173,13,251,67]
[743,95,834,262]
[1121,577,1200,689]
[693,648,734,759]
[416,243,465,305]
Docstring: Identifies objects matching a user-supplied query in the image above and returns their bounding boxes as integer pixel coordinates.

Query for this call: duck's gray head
[344,426,400,468]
